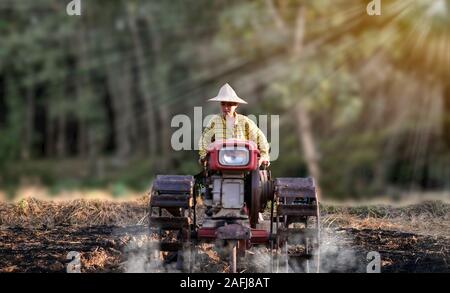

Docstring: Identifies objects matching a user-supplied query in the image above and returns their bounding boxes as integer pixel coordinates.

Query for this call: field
[0,197,449,273]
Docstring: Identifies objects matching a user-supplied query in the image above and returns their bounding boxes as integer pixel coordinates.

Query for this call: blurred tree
[0,0,448,197]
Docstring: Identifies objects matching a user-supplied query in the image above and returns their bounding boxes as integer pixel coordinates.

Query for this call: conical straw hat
[208,83,248,104]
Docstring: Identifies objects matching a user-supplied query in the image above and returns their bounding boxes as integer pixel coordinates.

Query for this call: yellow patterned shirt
[198,113,270,161]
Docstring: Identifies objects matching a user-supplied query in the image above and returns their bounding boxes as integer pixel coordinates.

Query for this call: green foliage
[110,182,128,197]
[0,0,449,199]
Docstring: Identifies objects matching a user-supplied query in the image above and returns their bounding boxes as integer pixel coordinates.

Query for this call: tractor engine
[202,140,260,227]
[209,174,245,217]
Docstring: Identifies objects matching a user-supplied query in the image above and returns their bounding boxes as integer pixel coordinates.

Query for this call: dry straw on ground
[0,196,149,227]
[320,200,450,238]
[0,196,448,238]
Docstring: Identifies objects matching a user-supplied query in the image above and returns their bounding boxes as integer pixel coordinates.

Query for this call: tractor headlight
[219,147,249,166]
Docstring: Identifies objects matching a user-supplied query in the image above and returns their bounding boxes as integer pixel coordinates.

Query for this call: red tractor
[148,139,320,272]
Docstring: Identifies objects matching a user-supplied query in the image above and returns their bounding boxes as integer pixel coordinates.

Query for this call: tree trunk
[119,60,138,157]
[21,85,34,160]
[56,110,66,158]
[78,120,87,158]
[265,0,287,32]
[144,8,172,170]
[105,60,134,160]
[443,82,450,150]
[46,117,53,158]
[154,74,171,170]
[295,104,321,189]
[75,25,90,159]
[87,128,101,178]
[290,6,322,198]
[126,3,157,158]
[265,2,322,195]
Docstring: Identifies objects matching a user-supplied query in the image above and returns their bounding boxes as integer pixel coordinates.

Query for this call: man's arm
[198,116,217,160]
[246,118,270,163]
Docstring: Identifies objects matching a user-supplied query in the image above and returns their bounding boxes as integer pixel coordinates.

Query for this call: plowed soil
[0,199,449,273]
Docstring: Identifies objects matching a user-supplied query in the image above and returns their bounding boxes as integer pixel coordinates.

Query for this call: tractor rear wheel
[148,175,196,272]
[272,177,320,273]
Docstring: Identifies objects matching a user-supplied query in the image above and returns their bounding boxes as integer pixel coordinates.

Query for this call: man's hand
[259,159,270,168]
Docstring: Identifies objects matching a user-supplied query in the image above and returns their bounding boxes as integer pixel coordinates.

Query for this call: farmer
[198,83,271,167]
